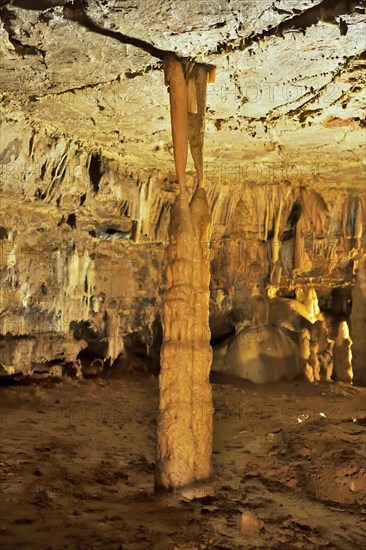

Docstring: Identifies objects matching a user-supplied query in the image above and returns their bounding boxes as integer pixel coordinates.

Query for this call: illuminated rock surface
[0,1,365,379]
[0,2,366,548]
[156,59,213,492]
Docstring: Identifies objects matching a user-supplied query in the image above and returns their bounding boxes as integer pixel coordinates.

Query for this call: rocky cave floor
[0,372,365,550]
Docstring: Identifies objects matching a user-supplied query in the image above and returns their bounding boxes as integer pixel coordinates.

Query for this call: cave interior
[0,1,365,549]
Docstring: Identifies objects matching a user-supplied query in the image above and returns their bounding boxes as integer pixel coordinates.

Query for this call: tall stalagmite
[189,64,214,484]
[350,253,366,385]
[155,59,214,493]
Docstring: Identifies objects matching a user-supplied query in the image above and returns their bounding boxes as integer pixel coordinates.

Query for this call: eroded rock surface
[156,59,213,492]
[0,0,365,379]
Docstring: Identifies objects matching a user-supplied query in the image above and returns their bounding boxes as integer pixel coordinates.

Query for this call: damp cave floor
[0,372,365,550]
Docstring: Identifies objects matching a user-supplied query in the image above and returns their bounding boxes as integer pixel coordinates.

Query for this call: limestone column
[350,254,366,385]
[188,64,214,484]
[190,188,213,483]
[155,59,214,493]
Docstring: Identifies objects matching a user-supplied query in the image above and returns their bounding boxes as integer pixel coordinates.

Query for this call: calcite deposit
[350,253,366,385]
[333,320,353,383]
[156,59,213,492]
[0,0,365,387]
[0,2,366,548]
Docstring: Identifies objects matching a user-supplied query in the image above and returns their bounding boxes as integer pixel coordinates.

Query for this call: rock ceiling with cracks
[0,0,365,192]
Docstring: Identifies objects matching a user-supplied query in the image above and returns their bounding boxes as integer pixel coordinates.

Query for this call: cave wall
[1,120,364,376]
[0,121,168,374]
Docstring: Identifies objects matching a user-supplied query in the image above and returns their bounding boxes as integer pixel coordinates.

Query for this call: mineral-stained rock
[333,321,353,384]
[156,188,214,488]
[0,133,167,375]
[156,193,196,488]
[217,324,301,384]
[240,511,262,536]
[190,188,213,482]
[350,256,366,385]
[309,323,321,382]
[0,119,364,379]
[0,0,365,382]
[156,59,213,492]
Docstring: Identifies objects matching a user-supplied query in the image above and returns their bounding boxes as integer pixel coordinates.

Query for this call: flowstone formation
[155,58,214,493]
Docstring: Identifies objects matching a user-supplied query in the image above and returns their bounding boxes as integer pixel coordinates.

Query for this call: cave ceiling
[0,0,365,190]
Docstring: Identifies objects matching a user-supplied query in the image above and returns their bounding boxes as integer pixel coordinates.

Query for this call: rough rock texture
[1,0,364,182]
[1,376,365,549]
[0,0,365,378]
[156,190,213,490]
[350,254,366,385]
[221,324,301,383]
[156,59,213,491]
[0,130,166,374]
[333,320,353,383]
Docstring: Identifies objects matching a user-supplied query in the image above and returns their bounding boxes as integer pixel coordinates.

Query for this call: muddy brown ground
[0,372,365,549]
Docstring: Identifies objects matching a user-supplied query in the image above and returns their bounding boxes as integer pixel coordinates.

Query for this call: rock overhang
[0,0,364,189]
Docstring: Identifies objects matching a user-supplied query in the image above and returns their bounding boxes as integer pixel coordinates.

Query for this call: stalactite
[341,198,350,252]
[293,214,305,272]
[270,193,281,282]
[187,64,207,187]
[270,187,275,236]
[228,196,237,227]
[328,196,340,236]
[270,186,290,284]
[255,193,261,239]
[164,58,189,199]
[263,185,269,241]
[156,58,214,496]
[302,188,328,237]
[105,308,124,363]
[353,198,363,250]
[349,198,356,239]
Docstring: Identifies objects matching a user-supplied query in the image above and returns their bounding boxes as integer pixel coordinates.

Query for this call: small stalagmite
[300,327,314,382]
[156,58,214,494]
[309,323,321,382]
[304,287,320,323]
[315,319,334,382]
[333,321,353,384]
